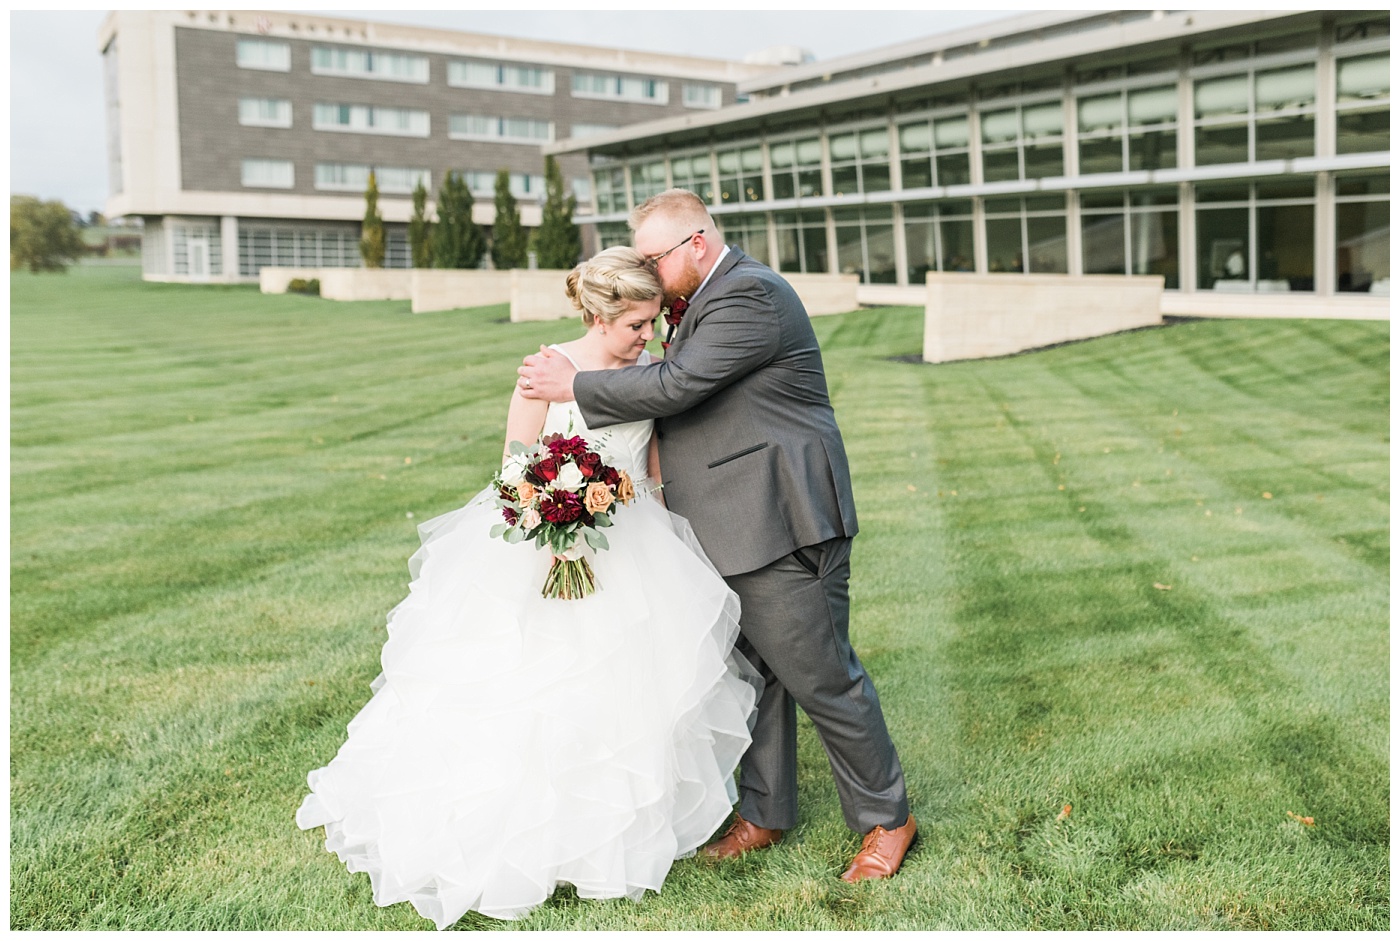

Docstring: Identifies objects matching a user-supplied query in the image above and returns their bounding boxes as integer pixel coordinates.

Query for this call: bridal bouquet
[489,433,637,600]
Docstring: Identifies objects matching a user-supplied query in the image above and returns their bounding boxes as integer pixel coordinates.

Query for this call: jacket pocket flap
[707,442,769,469]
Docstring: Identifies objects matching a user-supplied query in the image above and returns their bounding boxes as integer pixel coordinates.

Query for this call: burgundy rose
[599,466,621,487]
[528,455,561,485]
[664,296,689,327]
[576,451,603,479]
[544,433,588,459]
[540,490,584,524]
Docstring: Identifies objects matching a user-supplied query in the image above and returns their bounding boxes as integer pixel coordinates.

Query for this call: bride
[296,247,759,927]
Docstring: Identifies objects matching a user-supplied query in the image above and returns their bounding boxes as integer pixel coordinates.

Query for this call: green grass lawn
[10,265,1388,930]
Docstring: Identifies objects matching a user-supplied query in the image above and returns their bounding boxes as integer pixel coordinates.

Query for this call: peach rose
[584,481,615,514]
[616,471,636,505]
[516,480,537,504]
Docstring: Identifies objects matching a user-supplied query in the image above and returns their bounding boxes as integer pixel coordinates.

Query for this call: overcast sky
[10,6,1024,216]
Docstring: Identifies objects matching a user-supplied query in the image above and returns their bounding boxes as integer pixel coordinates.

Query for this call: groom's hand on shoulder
[517,346,576,403]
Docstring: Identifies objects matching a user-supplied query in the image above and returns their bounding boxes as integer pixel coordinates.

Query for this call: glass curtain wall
[980,99,1064,182]
[1195,179,1315,291]
[1334,172,1389,293]
[716,144,764,204]
[984,195,1068,273]
[718,212,770,266]
[1079,188,1180,287]
[1193,40,1318,165]
[768,137,822,199]
[1076,84,1178,174]
[630,159,667,204]
[828,126,893,197]
[775,210,829,274]
[897,114,972,188]
[833,206,896,283]
[903,199,975,282]
[669,151,714,203]
[1335,51,1390,154]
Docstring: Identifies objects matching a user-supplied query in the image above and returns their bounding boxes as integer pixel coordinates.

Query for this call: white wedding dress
[296,349,758,928]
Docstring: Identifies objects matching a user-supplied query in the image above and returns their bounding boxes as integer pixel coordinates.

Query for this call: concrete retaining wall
[260,267,322,294]
[786,273,861,316]
[924,273,1164,363]
[509,269,578,322]
[1160,291,1390,321]
[318,269,413,301]
[411,269,514,313]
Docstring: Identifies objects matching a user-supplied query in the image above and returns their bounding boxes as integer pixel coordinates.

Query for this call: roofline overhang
[544,8,1318,159]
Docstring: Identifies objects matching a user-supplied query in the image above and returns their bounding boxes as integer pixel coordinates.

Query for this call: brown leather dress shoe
[699,813,784,859]
[839,813,917,882]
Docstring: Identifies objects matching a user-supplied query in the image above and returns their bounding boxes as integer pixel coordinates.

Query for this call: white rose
[500,456,528,486]
[556,462,585,491]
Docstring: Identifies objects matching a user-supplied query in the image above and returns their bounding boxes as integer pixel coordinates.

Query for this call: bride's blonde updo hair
[564,246,663,327]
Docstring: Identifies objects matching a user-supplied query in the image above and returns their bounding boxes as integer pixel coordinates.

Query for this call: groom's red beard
[664,253,704,304]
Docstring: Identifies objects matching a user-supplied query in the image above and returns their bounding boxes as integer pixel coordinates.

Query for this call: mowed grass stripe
[10,268,1387,929]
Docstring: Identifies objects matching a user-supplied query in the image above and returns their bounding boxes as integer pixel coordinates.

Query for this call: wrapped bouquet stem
[488,433,637,600]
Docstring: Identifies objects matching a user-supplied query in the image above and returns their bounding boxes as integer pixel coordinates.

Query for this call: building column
[968,108,987,273]
[1065,190,1083,276]
[1178,182,1197,292]
[221,215,239,282]
[1315,19,1337,295]
[891,202,909,287]
[1176,47,1196,293]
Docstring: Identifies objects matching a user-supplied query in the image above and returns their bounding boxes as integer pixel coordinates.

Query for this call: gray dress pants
[723,536,909,835]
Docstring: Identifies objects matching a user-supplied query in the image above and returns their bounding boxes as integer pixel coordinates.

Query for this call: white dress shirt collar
[689,243,731,301]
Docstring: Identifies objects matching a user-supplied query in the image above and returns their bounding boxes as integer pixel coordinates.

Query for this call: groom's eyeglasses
[644,229,703,269]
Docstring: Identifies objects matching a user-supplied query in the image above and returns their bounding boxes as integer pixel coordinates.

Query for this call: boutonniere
[661,297,688,350]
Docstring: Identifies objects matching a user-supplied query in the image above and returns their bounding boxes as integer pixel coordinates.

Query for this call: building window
[774,209,828,274]
[669,151,715,203]
[596,222,631,249]
[903,199,975,283]
[1335,172,1389,294]
[1078,187,1180,288]
[716,145,764,204]
[463,171,546,200]
[829,126,892,196]
[170,221,222,278]
[313,103,429,137]
[1195,178,1315,292]
[448,60,554,94]
[1336,52,1389,155]
[569,123,618,139]
[236,39,290,72]
[592,166,628,214]
[571,72,669,104]
[385,227,410,269]
[980,101,1064,182]
[314,164,429,195]
[1194,63,1316,165]
[630,160,668,205]
[311,46,428,83]
[238,223,361,277]
[983,194,1068,273]
[768,137,822,200]
[571,178,593,205]
[1076,84,1177,175]
[449,114,553,143]
[718,212,770,266]
[238,98,293,128]
[833,205,897,284]
[897,115,971,189]
[683,83,722,109]
[241,158,294,189]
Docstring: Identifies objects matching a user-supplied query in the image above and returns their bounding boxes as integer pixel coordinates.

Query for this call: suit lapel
[675,247,746,343]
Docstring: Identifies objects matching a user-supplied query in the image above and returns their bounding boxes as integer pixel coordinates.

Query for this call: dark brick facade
[174,26,740,201]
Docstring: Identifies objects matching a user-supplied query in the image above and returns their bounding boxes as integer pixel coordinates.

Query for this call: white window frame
[571,72,670,105]
[236,39,290,72]
[312,103,430,138]
[683,83,722,109]
[447,60,555,95]
[238,98,293,129]
[314,163,429,195]
[448,114,554,144]
[310,45,429,84]
[241,158,294,189]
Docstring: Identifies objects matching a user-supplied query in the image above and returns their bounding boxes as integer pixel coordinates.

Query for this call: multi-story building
[98,10,775,282]
[550,10,1390,309]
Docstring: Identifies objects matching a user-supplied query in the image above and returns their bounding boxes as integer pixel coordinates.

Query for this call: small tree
[490,169,529,270]
[532,156,581,269]
[408,178,433,269]
[10,196,86,273]
[359,170,385,269]
[431,171,487,269]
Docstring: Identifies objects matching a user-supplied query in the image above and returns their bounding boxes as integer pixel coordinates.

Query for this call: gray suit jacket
[574,248,858,577]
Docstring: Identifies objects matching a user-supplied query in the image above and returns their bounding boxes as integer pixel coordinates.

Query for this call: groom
[518,189,913,882]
